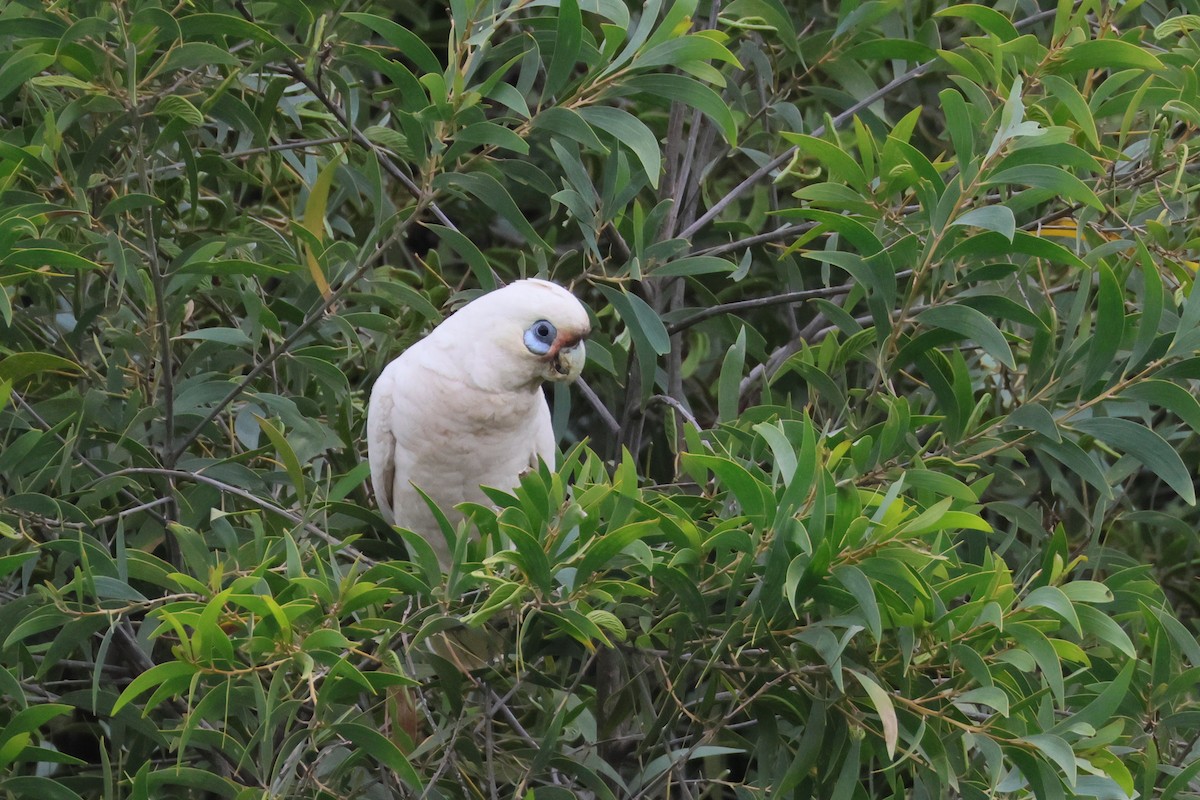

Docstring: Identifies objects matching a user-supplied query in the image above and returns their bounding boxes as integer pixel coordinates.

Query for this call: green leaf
[1121,379,1200,434]
[157,42,242,72]
[0,50,55,103]
[1072,417,1196,504]
[1008,404,1061,441]
[850,670,898,759]
[596,284,670,355]
[4,247,102,271]
[781,133,868,191]
[1076,605,1135,658]
[343,12,440,74]
[718,327,746,423]
[333,723,423,789]
[254,415,307,506]
[983,165,1103,211]
[834,565,881,640]
[1024,733,1077,788]
[1051,657,1132,738]
[917,304,1015,369]
[951,206,1015,241]
[0,777,84,800]
[174,327,252,347]
[532,107,608,152]
[154,95,205,126]
[578,106,661,187]
[0,552,37,579]
[545,0,582,97]
[1082,261,1125,391]
[651,255,736,277]
[939,88,975,167]
[934,4,1019,40]
[1019,585,1082,636]
[0,353,81,382]
[424,224,496,290]
[625,74,738,145]
[111,662,198,715]
[452,122,530,156]
[435,172,550,250]
[1034,435,1112,499]
[955,687,1010,717]
[1041,75,1100,149]
[177,13,297,56]
[633,33,742,72]
[1047,38,1164,74]
[576,520,658,583]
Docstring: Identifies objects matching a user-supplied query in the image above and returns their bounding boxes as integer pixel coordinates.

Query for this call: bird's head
[435,279,591,390]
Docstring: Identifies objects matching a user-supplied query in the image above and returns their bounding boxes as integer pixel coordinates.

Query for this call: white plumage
[367,279,590,567]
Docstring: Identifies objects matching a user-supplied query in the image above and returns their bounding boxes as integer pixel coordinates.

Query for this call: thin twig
[105,467,373,564]
[576,376,621,436]
[665,271,913,335]
[170,222,410,461]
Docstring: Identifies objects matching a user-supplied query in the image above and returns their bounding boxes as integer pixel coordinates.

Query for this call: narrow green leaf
[1024,733,1078,787]
[178,13,296,54]
[1073,417,1196,504]
[934,4,1019,40]
[1041,75,1100,149]
[424,223,496,290]
[1076,605,1135,658]
[651,255,736,277]
[1009,622,1065,701]
[254,416,307,506]
[175,328,252,347]
[1008,404,1061,441]
[1082,261,1125,391]
[625,74,738,145]
[0,776,84,800]
[1034,435,1112,499]
[984,165,1103,211]
[0,353,81,382]
[633,34,741,72]
[918,304,1015,369]
[545,0,582,97]
[753,421,797,486]
[0,50,55,103]
[939,88,975,166]
[5,248,102,271]
[955,687,1010,717]
[952,206,1015,241]
[1120,379,1200,434]
[578,106,661,187]
[111,662,198,715]
[596,284,670,355]
[452,122,530,155]
[850,670,897,759]
[1047,38,1164,74]
[718,327,746,423]
[436,172,550,250]
[334,723,424,789]
[1020,585,1082,636]
[834,565,881,640]
[781,133,868,191]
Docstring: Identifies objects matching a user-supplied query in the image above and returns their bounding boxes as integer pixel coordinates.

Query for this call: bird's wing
[530,391,556,471]
[367,365,398,523]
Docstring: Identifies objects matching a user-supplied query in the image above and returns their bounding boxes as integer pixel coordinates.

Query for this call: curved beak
[546,329,588,379]
[552,340,586,378]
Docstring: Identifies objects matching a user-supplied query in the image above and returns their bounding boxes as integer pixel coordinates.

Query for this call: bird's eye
[524,319,557,354]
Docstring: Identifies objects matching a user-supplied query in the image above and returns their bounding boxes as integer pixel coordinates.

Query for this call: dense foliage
[1,0,1199,797]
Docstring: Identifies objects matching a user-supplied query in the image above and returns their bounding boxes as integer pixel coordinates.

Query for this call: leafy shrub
[1,0,1198,797]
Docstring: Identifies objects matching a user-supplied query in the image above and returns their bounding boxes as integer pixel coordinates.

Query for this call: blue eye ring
[524,319,557,355]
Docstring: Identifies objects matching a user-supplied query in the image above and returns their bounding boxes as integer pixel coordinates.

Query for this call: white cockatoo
[367,279,590,567]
